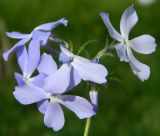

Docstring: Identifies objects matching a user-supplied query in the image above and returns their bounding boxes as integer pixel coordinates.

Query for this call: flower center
[23,75,32,84]
[47,94,61,102]
[122,38,130,49]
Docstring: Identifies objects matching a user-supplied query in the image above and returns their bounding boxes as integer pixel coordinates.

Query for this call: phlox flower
[100,5,157,81]
[13,53,95,131]
[42,45,108,94]
[3,18,68,61]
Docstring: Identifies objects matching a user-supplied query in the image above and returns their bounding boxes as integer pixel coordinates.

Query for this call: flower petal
[44,102,65,131]
[6,32,30,39]
[13,84,47,105]
[3,37,30,61]
[16,46,28,75]
[130,35,157,54]
[67,67,81,91]
[37,53,57,75]
[35,18,68,31]
[72,57,108,84]
[59,52,74,63]
[37,100,49,114]
[59,95,95,119]
[14,72,25,86]
[120,5,138,38]
[32,30,51,46]
[44,64,71,94]
[100,12,122,42]
[26,40,40,77]
[60,45,74,57]
[31,73,46,87]
[115,43,129,62]
[127,48,150,81]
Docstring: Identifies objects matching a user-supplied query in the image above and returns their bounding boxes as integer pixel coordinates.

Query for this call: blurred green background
[0,0,160,136]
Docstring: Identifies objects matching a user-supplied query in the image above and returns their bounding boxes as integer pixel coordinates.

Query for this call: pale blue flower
[41,45,108,94]
[13,54,96,131]
[3,18,68,61]
[100,5,157,81]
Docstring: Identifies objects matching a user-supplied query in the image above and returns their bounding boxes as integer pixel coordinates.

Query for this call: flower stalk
[83,118,91,136]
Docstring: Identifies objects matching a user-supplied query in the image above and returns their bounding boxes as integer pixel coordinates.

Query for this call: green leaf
[77,40,98,55]
[68,40,74,52]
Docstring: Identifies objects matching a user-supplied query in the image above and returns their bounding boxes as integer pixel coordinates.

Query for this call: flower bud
[89,90,98,112]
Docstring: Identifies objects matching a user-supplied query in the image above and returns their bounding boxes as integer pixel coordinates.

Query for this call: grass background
[0,0,160,136]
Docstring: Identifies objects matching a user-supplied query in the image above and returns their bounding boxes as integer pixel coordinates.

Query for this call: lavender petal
[130,35,157,54]
[44,102,65,131]
[100,12,122,42]
[14,72,25,86]
[59,95,96,119]
[44,64,71,94]
[120,5,138,38]
[115,43,129,62]
[38,53,57,75]
[37,100,49,114]
[72,57,108,84]
[127,48,150,81]
[16,46,28,75]
[3,37,30,61]
[6,32,30,39]
[13,84,47,105]
[26,39,40,77]
[35,18,68,31]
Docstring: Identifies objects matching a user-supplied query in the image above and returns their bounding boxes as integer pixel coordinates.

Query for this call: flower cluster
[3,5,156,132]
[3,18,107,131]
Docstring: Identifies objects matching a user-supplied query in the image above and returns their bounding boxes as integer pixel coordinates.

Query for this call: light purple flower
[13,84,95,131]
[3,18,68,61]
[100,5,157,81]
[40,45,108,94]
[14,53,95,131]
[55,45,108,92]
[37,48,107,95]
[15,46,45,87]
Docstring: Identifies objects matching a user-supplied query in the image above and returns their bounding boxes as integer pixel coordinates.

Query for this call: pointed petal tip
[127,4,136,13]
[2,52,8,61]
[5,32,10,36]
[100,12,109,18]
[139,66,150,81]
[5,32,16,38]
[62,18,68,26]
[127,4,135,10]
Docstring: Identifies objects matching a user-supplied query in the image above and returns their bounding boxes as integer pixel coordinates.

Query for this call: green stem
[83,118,91,136]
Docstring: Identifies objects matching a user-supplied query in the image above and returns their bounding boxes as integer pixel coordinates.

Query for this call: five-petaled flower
[13,53,95,131]
[3,18,68,61]
[100,5,157,81]
[38,47,108,94]
[51,45,108,93]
